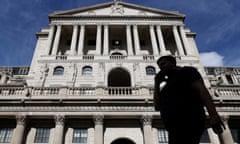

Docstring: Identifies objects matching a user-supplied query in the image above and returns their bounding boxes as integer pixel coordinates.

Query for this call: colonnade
[10,114,235,144]
[46,24,192,56]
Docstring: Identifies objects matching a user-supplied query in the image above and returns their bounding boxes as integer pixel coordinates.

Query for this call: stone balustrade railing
[2,85,239,100]
[211,87,240,100]
[40,55,157,62]
[0,86,152,98]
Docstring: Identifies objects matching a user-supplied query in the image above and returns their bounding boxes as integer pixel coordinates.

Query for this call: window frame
[53,66,64,76]
[34,128,50,143]
[72,128,88,143]
[0,128,13,143]
[146,66,156,75]
[158,128,168,143]
[82,66,92,76]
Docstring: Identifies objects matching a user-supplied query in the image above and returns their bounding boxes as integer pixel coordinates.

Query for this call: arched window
[82,66,92,75]
[146,66,156,75]
[53,66,64,75]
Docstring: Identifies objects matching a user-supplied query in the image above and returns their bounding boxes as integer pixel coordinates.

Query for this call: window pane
[82,66,92,75]
[0,128,13,143]
[158,129,168,143]
[231,129,240,143]
[72,129,87,143]
[34,128,50,143]
[53,67,64,75]
[146,66,155,75]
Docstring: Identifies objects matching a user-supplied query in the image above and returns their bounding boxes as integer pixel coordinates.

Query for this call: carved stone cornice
[54,115,65,125]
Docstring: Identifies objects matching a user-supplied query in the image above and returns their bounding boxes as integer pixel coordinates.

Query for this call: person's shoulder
[181,66,198,73]
[181,66,202,80]
[155,71,162,79]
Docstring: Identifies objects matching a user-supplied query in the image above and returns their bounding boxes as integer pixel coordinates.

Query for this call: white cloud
[199,52,224,66]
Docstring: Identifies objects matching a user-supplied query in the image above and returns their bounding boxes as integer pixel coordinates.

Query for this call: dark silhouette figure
[154,55,225,144]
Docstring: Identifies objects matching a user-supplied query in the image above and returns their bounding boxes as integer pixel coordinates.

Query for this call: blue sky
[0,0,239,67]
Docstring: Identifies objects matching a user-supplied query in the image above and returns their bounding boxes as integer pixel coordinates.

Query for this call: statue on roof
[111,0,124,15]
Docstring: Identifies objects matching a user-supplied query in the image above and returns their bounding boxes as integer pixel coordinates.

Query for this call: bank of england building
[0,1,240,144]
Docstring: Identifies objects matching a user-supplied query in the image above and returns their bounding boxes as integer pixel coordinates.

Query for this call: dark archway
[108,68,131,87]
[111,138,135,144]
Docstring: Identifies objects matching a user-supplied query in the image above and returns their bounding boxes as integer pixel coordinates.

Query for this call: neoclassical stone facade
[0,1,240,144]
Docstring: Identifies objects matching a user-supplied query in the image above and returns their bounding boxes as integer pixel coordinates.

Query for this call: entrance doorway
[111,138,135,144]
[108,68,131,87]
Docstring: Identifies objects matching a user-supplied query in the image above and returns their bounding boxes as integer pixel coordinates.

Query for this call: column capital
[141,114,152,125]
[55,115,65,125]
[16,115,26,125]
[93,114,104,125]
[221,115,230,122]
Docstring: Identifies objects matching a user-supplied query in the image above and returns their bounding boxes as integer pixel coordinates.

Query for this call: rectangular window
[72,129,87,143]
[231,129,240,143]
[34,128,50,143]
[0,128,13,143]
[226,74,234,84]
[158,129,168,143]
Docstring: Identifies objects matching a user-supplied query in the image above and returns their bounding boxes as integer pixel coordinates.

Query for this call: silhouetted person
[154,55,225,144]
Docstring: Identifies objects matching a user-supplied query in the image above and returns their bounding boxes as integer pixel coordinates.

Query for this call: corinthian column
[219,116,234,144]
[13,115,26,144]
[51,25,62,55]
[103,25,109,55]
[94,114,104,144]
[96,25,102,55]
[156,25,167,55]
[70,25,78,55]
[77,25,85,55]
[133,25,140,55]
[142,115,153,144]
[173,25,185,56]
[179,25,191,55]
[149,25,159,55]
[126,25,133,55]
[53,115,65,144]
[47,25,55,55]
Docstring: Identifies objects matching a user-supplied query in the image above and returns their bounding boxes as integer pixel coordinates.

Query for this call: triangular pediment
[49,1,184,18]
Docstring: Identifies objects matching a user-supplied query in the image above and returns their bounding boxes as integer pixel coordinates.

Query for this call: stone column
[94,114,104,144]
[47,25,55,55]
[126,25,133,55]
[53,115,65,144]
[179,25,191,55]
[219,116,234,144]
[70,25,78,55]
[133,25,141,55]
[142,115,153,144]
[173,25,185,56]
[156,25,167,55]
[103,25,109,55]
[152,128,159,144]
[149,25,159,55]
[51,25,62,55]
[208,128,220,144]
[13,115,26,144]
[96,25,102,55]
[77,25,85,55]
